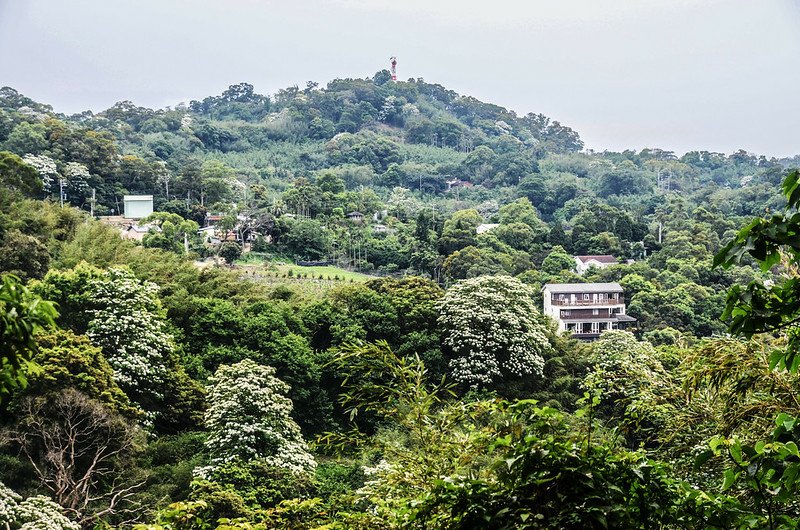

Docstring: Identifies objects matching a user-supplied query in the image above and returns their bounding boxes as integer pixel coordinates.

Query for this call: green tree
[283,219,330,260]
[438,209,482,255]
[541,245,575,274]
[0,274,57,403]
[0,151,42,198]
[0,230,50,280]
[218,241,243,265]
[83,268,204,431]
[26,330,139,418]
[142,212,199,254]
[715,169,800,371]
[2,122,48,155]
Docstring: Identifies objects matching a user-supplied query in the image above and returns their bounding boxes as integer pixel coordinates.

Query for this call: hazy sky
[1,0,799,156]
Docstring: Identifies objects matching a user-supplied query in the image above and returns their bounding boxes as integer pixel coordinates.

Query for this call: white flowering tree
[0,481,81,530]
[21,156,90,203]
[86,268,171,411]
[22,153,59,194]
[62,162,90,199]
[438,275,552,387]
[199,359,315,476]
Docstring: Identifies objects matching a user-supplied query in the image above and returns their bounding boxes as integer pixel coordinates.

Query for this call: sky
[1,0,799,157]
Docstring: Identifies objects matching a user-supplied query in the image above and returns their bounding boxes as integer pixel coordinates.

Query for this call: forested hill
[5,72,800,528]
[1,72,792,224]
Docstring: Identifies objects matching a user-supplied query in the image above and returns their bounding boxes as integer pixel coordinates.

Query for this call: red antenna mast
[390,56,397,81]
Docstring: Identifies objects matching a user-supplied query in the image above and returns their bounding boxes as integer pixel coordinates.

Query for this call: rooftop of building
[543,282,624,294]
[575,255,618,264]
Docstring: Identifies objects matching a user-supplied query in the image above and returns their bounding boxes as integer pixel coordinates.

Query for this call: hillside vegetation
[0,75,799,528]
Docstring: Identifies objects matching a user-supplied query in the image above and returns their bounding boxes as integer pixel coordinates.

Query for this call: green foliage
[700,413,800,530]
[0,229,51,280]
[407,401,721,530]
[25,329,139,418]
[715,169,800,371]
[0,150,43,198]
[219,242,243,265]
[194,460,314,516]
[0,274,57,404]
[541,245,574,275]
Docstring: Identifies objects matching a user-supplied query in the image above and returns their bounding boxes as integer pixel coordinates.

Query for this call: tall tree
[438,275,552,388]
[198,359,315,476]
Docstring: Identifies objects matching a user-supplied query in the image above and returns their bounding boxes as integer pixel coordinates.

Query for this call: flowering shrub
[86,268,171,406]
[198,359,315,476]
[21,153,58,193]
[0,482,80,530]
[438,275,551,387]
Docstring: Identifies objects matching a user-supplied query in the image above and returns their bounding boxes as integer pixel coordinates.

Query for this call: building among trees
[122,195,153,219]
[574,254,619,275]
[542,282,636,340]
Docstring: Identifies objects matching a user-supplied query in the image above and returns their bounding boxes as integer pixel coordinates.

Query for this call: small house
[575,255,619,275]
[121,223,160,242]
[347,211,364,223]
[476,223,499,235]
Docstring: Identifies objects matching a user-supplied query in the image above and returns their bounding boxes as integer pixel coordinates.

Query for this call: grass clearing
[233,257,374,297]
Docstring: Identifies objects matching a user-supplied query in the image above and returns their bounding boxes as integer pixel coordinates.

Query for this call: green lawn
[263,263,372,282]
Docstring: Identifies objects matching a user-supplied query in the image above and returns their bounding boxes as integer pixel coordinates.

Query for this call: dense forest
[1,72,800,529]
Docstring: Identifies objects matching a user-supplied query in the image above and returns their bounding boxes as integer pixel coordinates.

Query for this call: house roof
[123,195,153,202]
[347,211,364,217]
[127,223,160,233]
[576,255,618,264]
[543,282,624,294]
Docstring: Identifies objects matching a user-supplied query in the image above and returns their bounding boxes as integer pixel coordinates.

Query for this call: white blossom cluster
[355,458,394,497]
[62,162,90,194]
[0,482,80,530]
[22,153,59,193]
[86,268,171,403]
[438,276,551,387]
[198,359,316,476]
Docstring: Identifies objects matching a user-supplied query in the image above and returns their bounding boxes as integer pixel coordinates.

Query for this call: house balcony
[550,298,623,307]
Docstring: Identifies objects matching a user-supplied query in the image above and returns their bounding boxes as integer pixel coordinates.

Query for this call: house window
[593,309,599,315]
[583,294,590,301]
[559,294,565,301]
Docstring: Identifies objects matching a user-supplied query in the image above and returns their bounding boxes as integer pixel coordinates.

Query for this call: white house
[574,255,619,275]
[476,223,499,235]
[542,282,636,340]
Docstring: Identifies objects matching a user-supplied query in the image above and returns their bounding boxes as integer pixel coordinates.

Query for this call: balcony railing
[551,298,622,306]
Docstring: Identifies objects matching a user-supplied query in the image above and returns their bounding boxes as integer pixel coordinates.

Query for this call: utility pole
[59,179,65,207]
[90,188,96,217]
